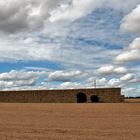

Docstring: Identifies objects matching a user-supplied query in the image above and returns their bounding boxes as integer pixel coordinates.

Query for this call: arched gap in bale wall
[90,95,99,103]
[77,92,87,103]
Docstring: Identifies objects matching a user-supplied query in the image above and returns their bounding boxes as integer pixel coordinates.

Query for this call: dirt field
[0,103,140,140]
[125,98,140,103]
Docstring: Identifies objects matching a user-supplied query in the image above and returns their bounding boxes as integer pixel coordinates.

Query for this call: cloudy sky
[0,0,140,97]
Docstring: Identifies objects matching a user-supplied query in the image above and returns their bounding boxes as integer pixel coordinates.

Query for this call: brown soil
[0,103,139,140]
[125,98,140,103]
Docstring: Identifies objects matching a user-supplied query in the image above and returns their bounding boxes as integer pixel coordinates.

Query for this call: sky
[0,0,140,97]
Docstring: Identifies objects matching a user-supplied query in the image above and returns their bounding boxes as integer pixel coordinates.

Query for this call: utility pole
[94,79,97,88]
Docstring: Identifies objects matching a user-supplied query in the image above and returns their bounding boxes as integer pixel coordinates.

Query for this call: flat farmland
[125,98,140,103]
[0,103,140,140]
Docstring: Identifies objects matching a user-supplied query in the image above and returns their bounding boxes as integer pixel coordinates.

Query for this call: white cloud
[0,77,36,89]
[0,36,60,62]
[97,65,127,75]
[115,38,140,63]
[59,82,81,89]
[97,65,114,75]
[120,4,140,33]
[108,78,121,87]
[120,73,140,83]
[48,70,83,82]
[120,73,135,81]
[97,78,107,86]
[115,50,140,63]
[129,38,140,49]
[114,67,128,74]
[0,0,65,33]
[0,70,48,89]
[0,34,115,70]
[49,0,140,22]
[0,70,38,81]
[49,0,103,22]
[0,0,139,33]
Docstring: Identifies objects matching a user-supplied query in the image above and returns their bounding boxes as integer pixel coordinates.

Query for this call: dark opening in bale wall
[90,95,99,103]
[77,92,87,103]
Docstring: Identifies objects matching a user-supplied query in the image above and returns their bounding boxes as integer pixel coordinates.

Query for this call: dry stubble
[0,103,139,140]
